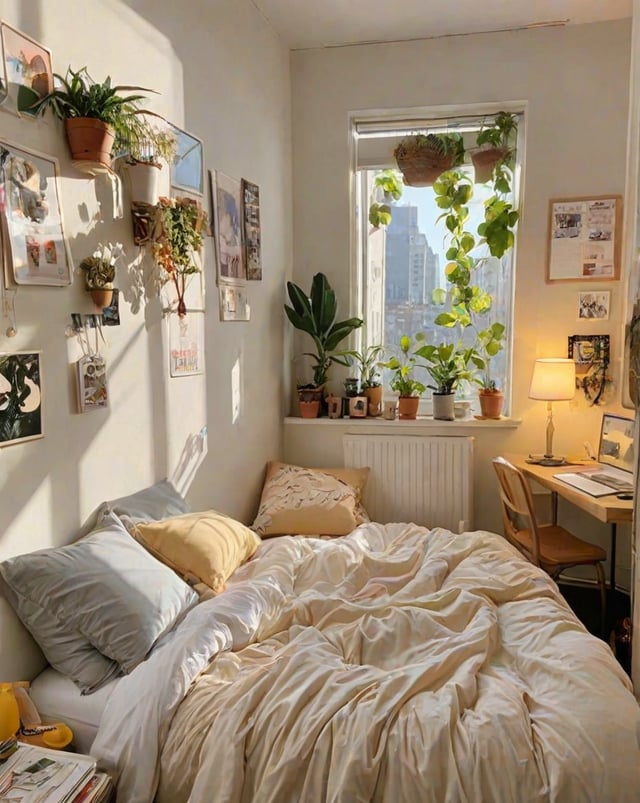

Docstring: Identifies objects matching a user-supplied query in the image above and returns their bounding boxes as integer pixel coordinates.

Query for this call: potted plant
[28,66,156,168]
[471,111,518,184]
[79,242,122,308]
[285,272,363,417]
[474,322,506,418]
[415,342,475,420]
[347,344,385,416]
[379,335,426,420]
[152,197,206,317]
[393,133,465,187]
[121,125,176,204]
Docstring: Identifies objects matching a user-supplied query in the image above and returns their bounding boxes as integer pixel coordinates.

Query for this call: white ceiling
[251,0,632,50]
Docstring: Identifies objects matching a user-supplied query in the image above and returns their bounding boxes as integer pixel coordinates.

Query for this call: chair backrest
[492,457,541,566]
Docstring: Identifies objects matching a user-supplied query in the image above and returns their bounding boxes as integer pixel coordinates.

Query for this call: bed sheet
[92,523,640,803]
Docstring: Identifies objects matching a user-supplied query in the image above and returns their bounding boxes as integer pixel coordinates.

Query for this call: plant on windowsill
[285,272,364,417]
[28,66,157,170]
[393,132,465,187]
[471,110,518,184]
[414,341,475,421]
[152,196,206,318]
[346,344,385,416]
[379,335,426,420]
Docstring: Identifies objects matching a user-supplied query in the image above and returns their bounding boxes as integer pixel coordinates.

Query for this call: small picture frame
[578,290,610,320]
[0,23,53,115]
[169,124,204,196]
[547,195,622,282]
[568,334,610,370]
[76,355,108,413]
[219,283,250,321]
[213,171,246,281]
[242,178,262,280]
[0,351,43,447]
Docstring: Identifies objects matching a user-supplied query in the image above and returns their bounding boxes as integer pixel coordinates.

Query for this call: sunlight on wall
[232,356,241,424]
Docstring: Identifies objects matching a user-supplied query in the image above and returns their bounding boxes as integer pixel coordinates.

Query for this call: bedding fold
[92,523,640,803]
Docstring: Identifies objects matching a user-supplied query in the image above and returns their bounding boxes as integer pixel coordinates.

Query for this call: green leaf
[432,287,447,305]
[434,312,457,327]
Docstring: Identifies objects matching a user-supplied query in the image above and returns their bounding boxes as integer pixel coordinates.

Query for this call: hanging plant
[368,169,403,228]
[152,197,206,317]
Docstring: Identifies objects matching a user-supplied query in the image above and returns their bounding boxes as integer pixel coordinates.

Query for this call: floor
[559,582,631,674]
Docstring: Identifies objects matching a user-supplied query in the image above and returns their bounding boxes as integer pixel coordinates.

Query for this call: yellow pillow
[252,461,370,537]
[132,510,261,595]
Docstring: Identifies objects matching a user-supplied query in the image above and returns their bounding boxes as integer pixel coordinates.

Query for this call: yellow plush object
[132,510,261,595]
[252,462,370,537]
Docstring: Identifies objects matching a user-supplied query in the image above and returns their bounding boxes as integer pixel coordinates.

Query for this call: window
[352,107,523,413]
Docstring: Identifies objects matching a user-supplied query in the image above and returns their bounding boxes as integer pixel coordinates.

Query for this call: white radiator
[343,434,474,532]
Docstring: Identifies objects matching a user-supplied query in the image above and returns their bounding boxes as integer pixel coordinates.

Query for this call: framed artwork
[0,23,53,115]
[242,179,262,280]
[219,283,250,321]
[76,355,108,413]
[169,312,205,376]
[213,171,245,281]
[0,140,72,285]
[0,351,43,447]
[546,195,622,282]
[577,290,610,320]
[169,125,204,196]
[568,334,610,368]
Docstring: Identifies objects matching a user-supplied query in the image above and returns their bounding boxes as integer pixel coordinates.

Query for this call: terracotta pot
[297,386,324,403]
[88,288,114,309]
[471,147,510,184]
[364,384,383,416]
[479,388,504,419]
[65,118,115,166]
[395,149,457,187]
[299,399,320,419]
[432,392,455,421]
[398,396,420,420]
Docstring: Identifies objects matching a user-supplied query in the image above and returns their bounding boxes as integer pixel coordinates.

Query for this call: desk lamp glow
[528,358,576,466]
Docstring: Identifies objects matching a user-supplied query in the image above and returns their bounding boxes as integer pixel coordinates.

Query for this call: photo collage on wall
[210,167,261,322]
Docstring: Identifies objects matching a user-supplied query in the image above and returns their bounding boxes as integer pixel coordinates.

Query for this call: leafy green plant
[346,344,385,389]
[476,111,518,150]
[28,66,158,155]
[379,335,426,398]
[414,342,475,394]
[395,132,465,166]
[153,197,206,317]
[431,163,518,388]
[285,273,363,387]
[369,170,403,228]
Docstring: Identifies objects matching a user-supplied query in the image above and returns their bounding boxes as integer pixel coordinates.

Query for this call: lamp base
[526,454,567,467]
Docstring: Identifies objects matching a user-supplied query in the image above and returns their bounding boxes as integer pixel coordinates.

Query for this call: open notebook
[554,413,635,497]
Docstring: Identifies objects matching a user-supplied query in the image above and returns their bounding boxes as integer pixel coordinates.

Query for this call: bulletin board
[546,195,622,282]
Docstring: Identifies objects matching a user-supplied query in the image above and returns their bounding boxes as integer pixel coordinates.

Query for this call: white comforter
[92,523,640,803]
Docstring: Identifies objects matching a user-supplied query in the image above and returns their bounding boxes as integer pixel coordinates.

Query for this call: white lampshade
[529,358,576,401]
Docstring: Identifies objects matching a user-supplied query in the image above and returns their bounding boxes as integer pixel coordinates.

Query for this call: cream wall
[0,0,291,552]
[287,20,633,588]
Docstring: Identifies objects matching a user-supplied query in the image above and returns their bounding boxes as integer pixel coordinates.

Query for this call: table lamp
[528,358,576,466]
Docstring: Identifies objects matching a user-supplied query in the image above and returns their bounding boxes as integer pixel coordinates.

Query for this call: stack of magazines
[70,772,113,803]
[0,743,102,803]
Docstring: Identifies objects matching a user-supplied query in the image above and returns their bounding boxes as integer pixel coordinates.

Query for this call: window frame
[349,101,527,416]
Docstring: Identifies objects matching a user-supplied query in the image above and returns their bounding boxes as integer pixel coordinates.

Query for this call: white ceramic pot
[125,160,162,204]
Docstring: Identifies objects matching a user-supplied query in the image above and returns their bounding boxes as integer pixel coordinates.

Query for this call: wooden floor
[559,582,631,674]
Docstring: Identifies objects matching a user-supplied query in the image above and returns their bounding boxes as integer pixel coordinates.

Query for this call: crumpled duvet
[92,523,640,803]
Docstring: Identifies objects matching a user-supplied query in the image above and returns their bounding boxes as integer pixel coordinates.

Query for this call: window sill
[284,416,521,432]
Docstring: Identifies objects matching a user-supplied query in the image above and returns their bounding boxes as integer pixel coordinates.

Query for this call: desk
[506,454,633,592]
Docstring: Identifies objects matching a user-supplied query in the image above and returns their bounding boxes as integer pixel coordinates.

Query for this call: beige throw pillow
[132,510,261,595]
[252,461,370,537]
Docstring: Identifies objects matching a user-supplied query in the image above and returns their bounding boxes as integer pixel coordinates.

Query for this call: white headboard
[0,594,46,681]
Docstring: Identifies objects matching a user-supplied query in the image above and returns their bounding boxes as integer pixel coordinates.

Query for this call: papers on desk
[553,472,620,497]
[0,744,95,803]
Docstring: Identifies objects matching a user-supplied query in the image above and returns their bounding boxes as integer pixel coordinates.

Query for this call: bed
[2,468,640,803]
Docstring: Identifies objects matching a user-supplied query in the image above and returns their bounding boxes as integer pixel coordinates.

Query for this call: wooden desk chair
[492,456,607,635]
